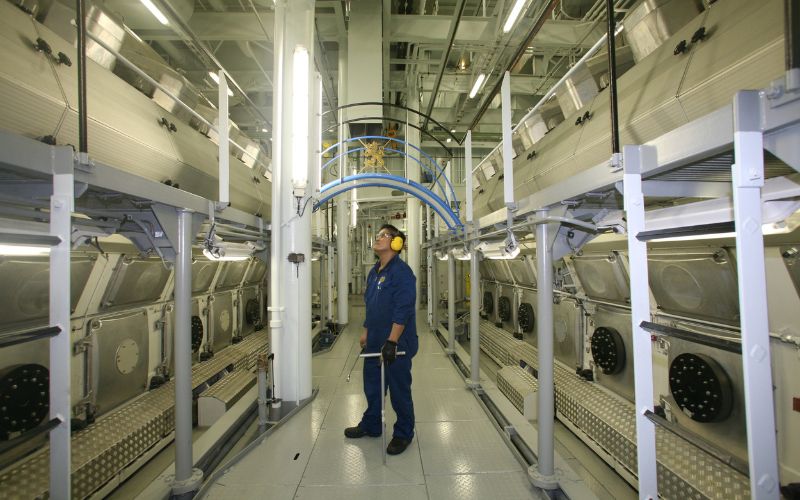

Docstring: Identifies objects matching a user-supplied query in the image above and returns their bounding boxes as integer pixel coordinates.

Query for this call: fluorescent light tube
[469,73,486,99]
[503,0,526,33]
[139,0,169,25]
[292,46,310,191]
[0,244,50,256]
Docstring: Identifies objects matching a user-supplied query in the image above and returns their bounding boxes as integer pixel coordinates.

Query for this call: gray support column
[172,209,202,495]
[447,254,456,353]
[49,163,73,498]
[532,211,557,489]
[276,0,314,404]
[426,205,433,326]
[469,250,481,386]
[732,91,779,498]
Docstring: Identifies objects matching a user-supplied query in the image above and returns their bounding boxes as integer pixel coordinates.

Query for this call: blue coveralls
[359,254,418,440]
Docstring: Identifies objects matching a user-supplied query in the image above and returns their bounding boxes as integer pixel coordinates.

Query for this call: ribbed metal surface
[496,366,538,415]
[201,371,255,405]
[482,321,749,499]
[0,331,268,499]
[650,155,794,182]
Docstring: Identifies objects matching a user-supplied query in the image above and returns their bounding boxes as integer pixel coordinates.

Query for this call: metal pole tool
[359,350,406,464]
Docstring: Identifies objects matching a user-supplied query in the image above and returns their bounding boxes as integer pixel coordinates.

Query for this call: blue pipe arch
[313,173,464,233]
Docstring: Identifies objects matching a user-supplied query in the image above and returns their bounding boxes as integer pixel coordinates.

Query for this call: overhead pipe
[76,0,88,153]
[606,0,621,163]
[421,0,468,130]
[466,0,560,136]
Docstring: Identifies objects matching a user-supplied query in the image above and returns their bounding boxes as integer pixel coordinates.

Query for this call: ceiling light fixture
[0,244,51,256]
[468,73,486,99]
[139,0,169,26]
[503,0,527,33]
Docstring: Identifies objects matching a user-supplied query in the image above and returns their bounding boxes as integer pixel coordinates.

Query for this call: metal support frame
[622,144,658,499]
[530,209,558,490]
[218,71,230,208]
[732,91,779,499]
[49,155,74,499]
[171,209,203,496]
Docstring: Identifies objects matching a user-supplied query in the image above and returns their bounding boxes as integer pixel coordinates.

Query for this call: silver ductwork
[0,1,270,215]
[623,0,704,63]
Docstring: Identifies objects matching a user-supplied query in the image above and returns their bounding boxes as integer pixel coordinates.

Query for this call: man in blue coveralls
[344,223,418,455]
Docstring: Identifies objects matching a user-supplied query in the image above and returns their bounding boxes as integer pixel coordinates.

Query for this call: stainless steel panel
[0,2,68,140]
[91,309,149,415]
[780,246,800,295]
[505,256,536,286]
[216,260,250,290]
[553,298,581,368]
[479,261,497,281]
[210,292,235,353]
[590,305,635,402]
[623,0,703,63]
[239,287,262,337]
[555,63,598,117]
[192,258,220,295]
[570,252,629,304]
[245,258,268,285]
[664,333,747,465]
[101,256,171,308]
[488,260,513,283]
[648,247,740,326]
[0,255,95,329]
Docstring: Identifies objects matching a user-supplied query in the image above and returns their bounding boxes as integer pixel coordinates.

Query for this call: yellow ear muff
[390,235,403,252]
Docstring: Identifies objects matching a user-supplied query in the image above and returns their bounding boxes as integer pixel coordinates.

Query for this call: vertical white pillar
[406,87,421,310]
[623,145,658,498]
[218,71,230,207]
[336,36,349,325]
[426,204,433,326]
[49,163,72,499]
[465,131,481,387]
[501,71,515,210]
[732,91,779,499]
[276,0,315,403]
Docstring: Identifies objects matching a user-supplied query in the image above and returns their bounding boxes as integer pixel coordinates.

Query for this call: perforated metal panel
[482,322,750,499]
[90,309,149,415]
[216,260,250,290]
[210,292,235,353]
[0,254,95,329]
[648,248,740,326]
[571,252,629,304]
[101,256,171,309]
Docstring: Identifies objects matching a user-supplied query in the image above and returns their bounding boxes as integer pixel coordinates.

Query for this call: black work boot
[386,437,412,455]
[344,425,380,438]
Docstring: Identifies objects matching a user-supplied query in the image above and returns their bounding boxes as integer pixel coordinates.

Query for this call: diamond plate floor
[202,308,546,499]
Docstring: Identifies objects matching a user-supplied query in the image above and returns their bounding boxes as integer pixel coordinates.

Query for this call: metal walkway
[201,308,545,499]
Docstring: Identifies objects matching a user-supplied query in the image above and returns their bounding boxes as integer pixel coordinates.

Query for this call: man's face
[372,229,394,253]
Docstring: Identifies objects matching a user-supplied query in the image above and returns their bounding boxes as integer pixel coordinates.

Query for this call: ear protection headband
[390,235,404,252]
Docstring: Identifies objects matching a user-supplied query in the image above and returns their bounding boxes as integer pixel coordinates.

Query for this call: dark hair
[380,223,405,253]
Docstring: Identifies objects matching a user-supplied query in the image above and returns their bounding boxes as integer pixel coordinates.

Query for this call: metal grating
[649,154,793,182]
[481,321,749,499]
[0,331,269,499]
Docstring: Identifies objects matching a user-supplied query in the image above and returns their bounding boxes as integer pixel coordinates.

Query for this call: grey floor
[202,307,546,499]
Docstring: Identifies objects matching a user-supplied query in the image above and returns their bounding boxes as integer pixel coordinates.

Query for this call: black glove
[381,340,398,365]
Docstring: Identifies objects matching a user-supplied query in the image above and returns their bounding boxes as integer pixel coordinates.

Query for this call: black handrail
[323,116,454,156]
[322,102,459,143]
[0,326,61,349]
[640,321,741,354]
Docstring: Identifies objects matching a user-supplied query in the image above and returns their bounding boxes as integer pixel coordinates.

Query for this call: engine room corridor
[198,304,547,500]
